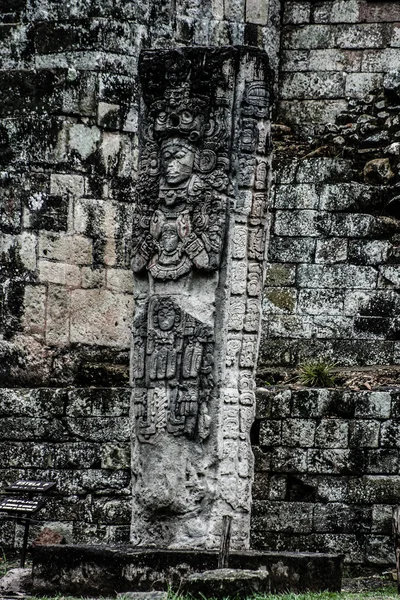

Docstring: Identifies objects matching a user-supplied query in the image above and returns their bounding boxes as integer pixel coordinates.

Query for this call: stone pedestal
[130,46,272,549]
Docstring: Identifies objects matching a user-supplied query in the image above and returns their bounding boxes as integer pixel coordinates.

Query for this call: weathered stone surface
[31,545,343,595]
[182,568,270,599]
[252,388,400,563]
[0,568,32,595]
[130,46,272,550]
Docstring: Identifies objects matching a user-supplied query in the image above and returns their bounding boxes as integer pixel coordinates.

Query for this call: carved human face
[161,225,179,252]
[157,306,176,331]
[161,138,196,185]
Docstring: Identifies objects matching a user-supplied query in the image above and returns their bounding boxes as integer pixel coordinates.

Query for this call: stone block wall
[279,0,400,127]
[0,0,282,386]
[258,0,400,372]
[0,388,131,548]
[251,387,400,564]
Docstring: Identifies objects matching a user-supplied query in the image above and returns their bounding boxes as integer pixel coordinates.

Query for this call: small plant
[297,358,337,388]
[0,549,9,577]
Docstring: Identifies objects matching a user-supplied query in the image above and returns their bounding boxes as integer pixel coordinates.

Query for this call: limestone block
[379,265,400,288]
[354,392,391,419]
[281,419,316,447]
[371,505,395,534]
[272,447,307,472]
[265,263,296,286]
[328,214,378,238]
[259,420,281,446]
[344,289,394,316]
[317,478,348,502]
[313,0,359,24]
[263,287,297,314]
[100,131,121,174]
[103,238,117,266]
[283,1,310,25]
[349,476,400,505]
[74,198,116,238]
[349,420,380,448]
[360,2,400,22]
[39,260,81,287]
[278,99,348,125]
[281,72,345,100]
[0,388,67,417]
[362,49,400,73]
[268,237,315,263]
[315,315,353,338]
[101,444,130,470]
[345,72,384,99]
[275,184,319,209]
[315,239,348,264]
[182,568,270,599]
[336,23,387,50]
[315,420,349,449]
[280,49,309,72]
[106,268,134,293]
[366,535,396,566]
[0,416,69,441]
[0,568,32,595]
[291,389,328,419]
[39,233,92,265]
[253,500,313,532]
[246,0,268,25]
[50,173,84,198]
[22,285,46,336]
[379,422,400,449]
[307,449,351,475]
[82,267,106,288]
[295,158,353,184]
[313,503,372,534]
[70,289,133,347]
[298,289,344,316]
[283,24,336,50]
[268,315,313,338]
[274,209,323,236]
[367,450,399,475]
[46,285,70,346]
[297,264,377,289]
[319,183,379,211]
[270,390,292,419]
[65,417,130,442]
[66,389,131,417]
[309,49,362,72]
[268,474,287,499]
[18,232,37,271]
[224,0,245,21]
[68,123,101,160]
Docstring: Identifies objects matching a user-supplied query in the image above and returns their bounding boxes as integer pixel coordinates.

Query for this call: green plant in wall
[297,358,337,388]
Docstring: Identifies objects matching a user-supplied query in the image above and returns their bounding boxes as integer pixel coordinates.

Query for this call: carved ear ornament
[195,149,217,174]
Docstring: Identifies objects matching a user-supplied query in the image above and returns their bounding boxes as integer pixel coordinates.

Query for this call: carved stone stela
[131,47,272,549]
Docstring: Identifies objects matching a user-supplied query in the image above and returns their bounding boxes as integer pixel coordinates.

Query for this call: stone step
[182,568,270,599]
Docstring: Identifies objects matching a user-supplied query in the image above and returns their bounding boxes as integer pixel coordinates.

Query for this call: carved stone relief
[132,296,213,441]
[130,46,272,551]
[131,54,230,282]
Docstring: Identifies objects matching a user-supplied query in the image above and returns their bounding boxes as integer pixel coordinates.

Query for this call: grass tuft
[297,358,337,387]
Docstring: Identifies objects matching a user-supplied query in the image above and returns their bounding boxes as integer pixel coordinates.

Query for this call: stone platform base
[182,568,270,599]
[31,545,343,596]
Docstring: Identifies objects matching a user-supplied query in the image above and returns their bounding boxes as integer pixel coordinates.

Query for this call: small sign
[5,480,56,493]
[0,498,44,514]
